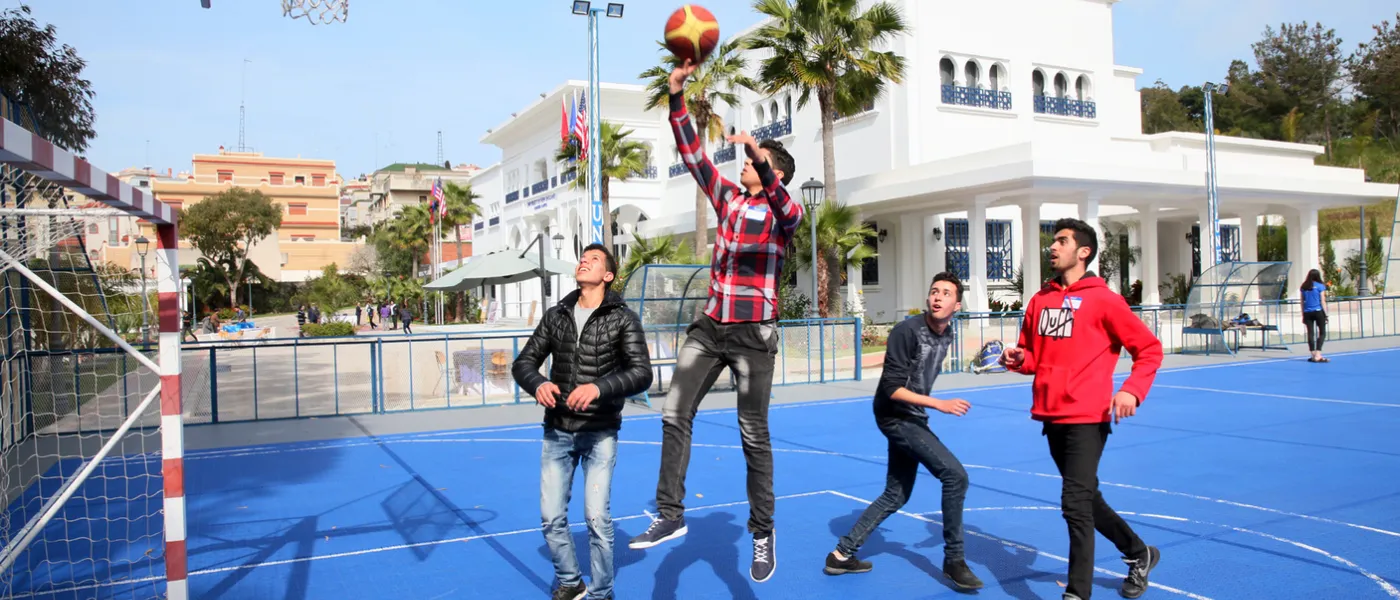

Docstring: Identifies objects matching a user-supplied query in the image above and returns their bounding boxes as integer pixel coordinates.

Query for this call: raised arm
[668,61,740,219]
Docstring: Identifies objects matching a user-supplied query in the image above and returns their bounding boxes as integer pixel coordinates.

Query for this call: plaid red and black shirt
[670,92,804,323]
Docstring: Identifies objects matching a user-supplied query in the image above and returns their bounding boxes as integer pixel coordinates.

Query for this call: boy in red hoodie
[1000,218,1163,600]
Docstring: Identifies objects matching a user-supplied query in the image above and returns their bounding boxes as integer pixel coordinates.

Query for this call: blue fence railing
[159,317,862,426]
[940,295,1400,372]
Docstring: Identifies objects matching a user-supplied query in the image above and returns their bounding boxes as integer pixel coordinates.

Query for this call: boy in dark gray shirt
[824,272,984,591]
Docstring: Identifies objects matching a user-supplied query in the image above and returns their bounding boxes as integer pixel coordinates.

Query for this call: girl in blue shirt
[1300,269,1328,362]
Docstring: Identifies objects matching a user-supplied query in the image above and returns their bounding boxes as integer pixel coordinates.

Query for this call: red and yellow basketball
[664,5,720,64]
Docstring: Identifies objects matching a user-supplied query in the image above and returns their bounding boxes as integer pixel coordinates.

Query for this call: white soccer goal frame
[0,116,188,599]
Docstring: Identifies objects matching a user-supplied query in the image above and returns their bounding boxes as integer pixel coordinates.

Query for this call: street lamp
[135,235,151,345]
[572,1,624,244]
[552,232,565,300]
[1203,81,1229,269]
[800,178,824,317]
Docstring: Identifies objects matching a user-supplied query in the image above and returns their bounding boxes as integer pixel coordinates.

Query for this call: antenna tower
[436,131,444,165]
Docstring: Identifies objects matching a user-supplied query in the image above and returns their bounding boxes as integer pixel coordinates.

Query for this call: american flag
[429,177,445,222]
[572,91,588,158]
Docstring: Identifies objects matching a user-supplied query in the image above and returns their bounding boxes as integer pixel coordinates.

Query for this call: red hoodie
[1013,275,1163,424]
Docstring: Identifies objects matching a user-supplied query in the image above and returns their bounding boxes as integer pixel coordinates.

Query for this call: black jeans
[656,315,778,534]
[836,417,968,560]
[1044,422,1147,599]
[1303,310,1327,352]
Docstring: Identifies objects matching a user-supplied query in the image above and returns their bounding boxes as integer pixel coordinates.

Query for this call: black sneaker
[943,558,984,590]
[750,530,776,582]
[627,516,687,549]
[551,581,586,600]
[1120,545,1160,598]
[823,550,872,575]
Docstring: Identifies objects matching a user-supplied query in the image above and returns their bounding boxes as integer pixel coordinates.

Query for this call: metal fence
[944,295,1400,372]
[174,317,863,425]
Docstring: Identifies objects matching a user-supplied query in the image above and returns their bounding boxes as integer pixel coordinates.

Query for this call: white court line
[1154,384,1400,408]
[961,464,1400,539]
[825,491,1213,600]
[911,504,1399,599]
[13,490,832,598]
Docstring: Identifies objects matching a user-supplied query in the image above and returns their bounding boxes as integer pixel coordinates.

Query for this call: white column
[846,262,862,316]
[1288,207,1320,295]
[1198,202,1217,273]
[1020,201,1042,306]
[1078,194,1102,275]
[968,199,990,312]
[898,216,925,313]
[1239,209,1259,262]
[1140,204,1161,305]
[923,214,941,285]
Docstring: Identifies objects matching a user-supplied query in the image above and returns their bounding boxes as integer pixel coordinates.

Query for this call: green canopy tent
[425,236,576,322]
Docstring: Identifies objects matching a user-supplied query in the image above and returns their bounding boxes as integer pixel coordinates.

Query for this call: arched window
[1032,70,1046,97]
[784,95,793,118]
[990,64,1005,91]
[1054,72,1069,98]
[964,60,981,89]
[769,100,780,122]
[755,105,765,125]
[1076,75,1092,101]
[939,57,956,86]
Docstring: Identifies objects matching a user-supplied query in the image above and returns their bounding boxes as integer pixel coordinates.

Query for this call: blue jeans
[836,417,969,560]
[541,427,617,599]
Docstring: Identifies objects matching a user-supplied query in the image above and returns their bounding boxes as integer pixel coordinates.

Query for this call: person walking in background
[512,243,652,600]
[1301,268,1329,363]
[380,303,391,330]
[399,304,414,335]
[1000,218,1164,600]
[296,305,307,337]
[355,303,362,326]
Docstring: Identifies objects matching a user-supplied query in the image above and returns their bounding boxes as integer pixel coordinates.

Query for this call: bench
[1182,323,1284,355]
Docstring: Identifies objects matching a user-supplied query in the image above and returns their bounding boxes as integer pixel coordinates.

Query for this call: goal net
[0,161,185,599]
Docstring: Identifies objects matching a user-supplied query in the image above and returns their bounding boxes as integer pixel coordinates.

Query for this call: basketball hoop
[282,0,348,24]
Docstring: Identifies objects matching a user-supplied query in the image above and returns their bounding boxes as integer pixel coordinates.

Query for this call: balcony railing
[715,144,736,164]
[550,176,558,188]
[488,216,500,226]
[505,190,520,203]
[940,85,1012,111]
[1034,95,1097,119]
[753,118,792,141]
[473,221,484,231]
[561,169,578,186]
[637,165,658,179]
[669,163,687,178]
[531,179,549,195]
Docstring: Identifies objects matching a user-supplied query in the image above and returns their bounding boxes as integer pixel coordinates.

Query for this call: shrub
[301,322,356,338]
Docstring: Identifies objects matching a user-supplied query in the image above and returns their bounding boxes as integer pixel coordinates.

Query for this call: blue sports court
[10,345,1400,599]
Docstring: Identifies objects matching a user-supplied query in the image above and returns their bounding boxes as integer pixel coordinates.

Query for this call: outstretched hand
[669,59,697,94]
[725,130,764,164]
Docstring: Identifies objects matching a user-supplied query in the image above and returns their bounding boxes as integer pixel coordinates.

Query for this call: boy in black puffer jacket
[512,242,652,600]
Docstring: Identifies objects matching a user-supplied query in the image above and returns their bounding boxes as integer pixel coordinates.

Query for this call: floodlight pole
[576,3,622,246]
[1359,205,1368,296]
[1203,82,1226,268]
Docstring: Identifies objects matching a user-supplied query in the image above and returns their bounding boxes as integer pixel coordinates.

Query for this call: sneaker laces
[753,536,771,564]
[1122,554,1149,582]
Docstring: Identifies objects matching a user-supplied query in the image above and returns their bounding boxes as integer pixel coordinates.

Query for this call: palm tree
[790,200,878,317]
[615,233,704,291]
[556,120,651,250]
[746,0,908,205]
[440,181,482,320]
[640,39,756,258]
[387,205,432,279]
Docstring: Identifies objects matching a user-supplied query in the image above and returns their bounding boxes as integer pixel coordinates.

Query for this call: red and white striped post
[156,222,187,599]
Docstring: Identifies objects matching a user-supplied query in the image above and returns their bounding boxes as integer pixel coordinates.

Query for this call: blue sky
[12,0,1399,180]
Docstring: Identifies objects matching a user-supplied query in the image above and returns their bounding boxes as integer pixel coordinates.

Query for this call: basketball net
[282,0,348,25]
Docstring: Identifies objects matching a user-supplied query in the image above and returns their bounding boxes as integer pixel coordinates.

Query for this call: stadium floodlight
[572,1,590,15]
[606,3,624,18]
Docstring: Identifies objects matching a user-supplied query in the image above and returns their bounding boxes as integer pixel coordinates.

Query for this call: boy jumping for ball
[628,58,802,584]
[824,272,985,591]
[1000,218,1163,600]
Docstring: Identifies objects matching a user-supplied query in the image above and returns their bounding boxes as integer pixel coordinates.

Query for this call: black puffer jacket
[511,288,653,432]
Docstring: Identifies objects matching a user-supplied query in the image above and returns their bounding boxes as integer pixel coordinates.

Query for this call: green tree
[641,39,755,257]
[1251,21,1345,152]
[1349,14,1400,139]
[1140,80,1195,134]
[180,187,282,307]
[305,263,359,314]
[790,200,877,317]
[0,5,95,151]
[745,0,908,205]
[615,233,703,292]
[556,120,651,250]
[440,181,481,320]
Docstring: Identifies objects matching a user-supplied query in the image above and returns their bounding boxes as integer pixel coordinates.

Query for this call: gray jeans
[656,315,778,534]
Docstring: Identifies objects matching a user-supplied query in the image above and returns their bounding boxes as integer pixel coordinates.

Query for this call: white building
[465,0,1399,321]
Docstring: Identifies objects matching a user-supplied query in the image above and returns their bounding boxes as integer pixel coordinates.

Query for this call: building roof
[376,162,452,173]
